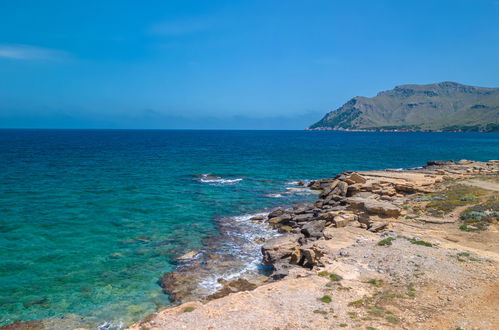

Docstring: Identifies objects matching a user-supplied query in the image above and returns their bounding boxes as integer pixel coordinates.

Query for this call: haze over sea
[1,129,498,328]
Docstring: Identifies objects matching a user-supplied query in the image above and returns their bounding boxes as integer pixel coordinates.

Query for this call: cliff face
[309,82,499,132]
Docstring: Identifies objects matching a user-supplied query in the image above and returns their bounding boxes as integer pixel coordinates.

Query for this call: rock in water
[176,250,198,260]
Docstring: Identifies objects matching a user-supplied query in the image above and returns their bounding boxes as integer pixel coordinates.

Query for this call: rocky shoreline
[162,159,499,303]
[131,159,499,329]
[258,159,498,278]
[4,160,498,330]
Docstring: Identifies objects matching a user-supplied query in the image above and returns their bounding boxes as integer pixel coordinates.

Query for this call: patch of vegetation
[406,283,416,298]
[366,327,378,330]
[330,273,343,281]
[337,285,351,291]
[339,323,348,328]
[452,251,480,262]
[425,184,487,216]
[459,224,474,232]
[348,312,357,319]
[386,316,401,324]
[348,299,365,308]
[477,174,499,184]
[182,306,195,313]
[318,270,329,277]
[404,215,421,219]
[366,279,383,286]
[320,295,332,303]
[408,238,433,247]
[368,306,391,317]
[313,309,328,315]
[414,195,444,202]
[382,292,404,299]
[377,237,395,246]
[459,196,499,231]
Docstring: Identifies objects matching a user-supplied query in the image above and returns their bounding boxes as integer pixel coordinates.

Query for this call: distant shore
[306,127,499,132]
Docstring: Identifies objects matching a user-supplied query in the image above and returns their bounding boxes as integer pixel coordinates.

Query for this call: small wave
[285,187,314,195]
[179,211,275,295]
[198,174,243,185]
[286,180,310,186]
[266,193,283,198]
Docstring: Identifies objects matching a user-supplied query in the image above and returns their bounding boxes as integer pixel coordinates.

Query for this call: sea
[1,129,498,328]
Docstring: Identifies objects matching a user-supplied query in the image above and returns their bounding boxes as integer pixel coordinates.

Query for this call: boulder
[323,227,335,239]
[314,200,324,208]
[289,248,302,264]
[270,261,292,280]
[261,234,302,266]
[300,246,325,269]
[293,213,314,223]
[308,180,322,190]
[331,181,349,196]
[346,197,400,217]
[268,208,285,218]
[333,214,357,227]
[363,199,400,217]
[301,220,326,238]
[278,225,293,233]
[348,173,367,184]
[368,222,389,232]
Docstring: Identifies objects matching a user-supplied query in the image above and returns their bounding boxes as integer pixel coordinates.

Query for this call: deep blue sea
[1,129,498,328]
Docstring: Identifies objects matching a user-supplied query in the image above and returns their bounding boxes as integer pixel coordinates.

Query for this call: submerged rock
[176,250,198,260]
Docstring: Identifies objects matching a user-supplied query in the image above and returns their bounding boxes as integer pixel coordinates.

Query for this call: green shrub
[386,316,401,324]
[330,273,343,281]
[377,237,395,246]
[408,238,433,247]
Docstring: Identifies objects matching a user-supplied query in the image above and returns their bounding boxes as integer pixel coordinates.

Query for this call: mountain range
[308,82,499,132]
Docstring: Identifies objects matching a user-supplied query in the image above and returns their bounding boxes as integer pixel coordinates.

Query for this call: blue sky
[1,0,498,129]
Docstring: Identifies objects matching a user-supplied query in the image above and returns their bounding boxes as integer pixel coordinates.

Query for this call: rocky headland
[308,82,499,132]
[130,160,499,330]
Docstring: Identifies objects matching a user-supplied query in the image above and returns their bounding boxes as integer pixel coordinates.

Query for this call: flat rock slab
[346,197,400,217]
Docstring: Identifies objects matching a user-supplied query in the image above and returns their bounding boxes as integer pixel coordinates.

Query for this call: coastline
[306,127,499,132]
[2,159,498,330]
[131,159,499,330]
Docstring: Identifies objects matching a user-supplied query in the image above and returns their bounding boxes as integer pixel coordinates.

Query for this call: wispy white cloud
[149,18,211,36]
[0,44,71,61]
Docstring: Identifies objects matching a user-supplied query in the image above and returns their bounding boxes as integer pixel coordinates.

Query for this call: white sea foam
[198,174,243,185]
[285,187,314,195]
[97,321,124,330]
[266,193,283,198]
[195,211,277,294]
[286,179,311,186]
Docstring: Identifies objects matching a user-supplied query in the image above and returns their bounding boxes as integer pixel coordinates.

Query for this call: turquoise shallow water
[0,130,498,328]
